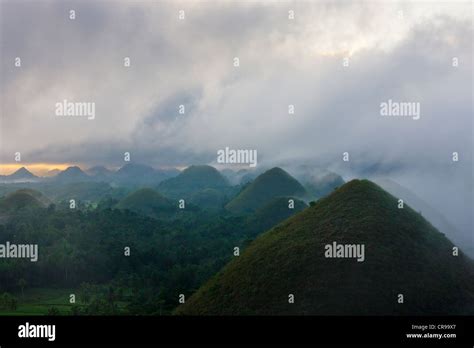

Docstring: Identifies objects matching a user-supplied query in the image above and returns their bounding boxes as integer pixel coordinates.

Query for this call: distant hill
[9,167,37,180]
[158,165,230,198]
[116,188,175,217]
[225,167,307,214]
[0,167,38,183]
[239,170,260,185]
[113,163,178,186]
[0,189,45,211]
[55,166,91,183]
[87,166,114,177]
[177,180,474,315]
[11,188,52,206]
[44,169,61,177]
[248,196,307,232]
[114,163,155,178]
[220,168,261,186]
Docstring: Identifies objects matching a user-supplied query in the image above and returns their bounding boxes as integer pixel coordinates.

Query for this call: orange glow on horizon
[0,163,77,176]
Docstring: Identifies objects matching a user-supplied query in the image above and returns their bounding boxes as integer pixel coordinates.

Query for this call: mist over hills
[0,163,180,186]
[0,167,39,183]
[1,164,467,249]
[87,166,114,177]
[221,168,262,186]
[0,164,468,243]
[177,180,474,315]
[55,166,91,183]
[44,169,62,177]
[112,163,179,186]
[374,178,474,257]
[0,163,469,256]
[303,172,345,199]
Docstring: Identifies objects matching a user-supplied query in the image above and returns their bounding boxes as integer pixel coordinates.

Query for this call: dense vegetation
[0,203,261,314]
[0,169,307,315]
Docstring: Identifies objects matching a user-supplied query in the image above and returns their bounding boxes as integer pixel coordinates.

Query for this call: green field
[0,288,75,315]
[0,287,129,315]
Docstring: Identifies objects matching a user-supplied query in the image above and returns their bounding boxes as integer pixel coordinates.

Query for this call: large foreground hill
[177,180,474,315]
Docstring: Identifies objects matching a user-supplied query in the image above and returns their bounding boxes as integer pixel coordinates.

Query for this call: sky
[0,1,472,238]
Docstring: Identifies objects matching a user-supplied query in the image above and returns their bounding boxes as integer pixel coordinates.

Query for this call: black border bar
[0,316,473,345]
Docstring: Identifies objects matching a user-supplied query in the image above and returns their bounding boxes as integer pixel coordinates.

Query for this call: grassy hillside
[116,188,175,216]
[7,189,51,206]
[158,165,230,198]
[248,196,307,232]
[176,179,474,315]
[0,190,45,211]
[225,167,307,214]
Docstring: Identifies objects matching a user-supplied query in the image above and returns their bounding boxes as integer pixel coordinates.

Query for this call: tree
[70,305,81,315]
[0,292,18,311]
[18,278,27,298]
[79,282,93,304]
[47,307,60,316]
[10,296,18,311]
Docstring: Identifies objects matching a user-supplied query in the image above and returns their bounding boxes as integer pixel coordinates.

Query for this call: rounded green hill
[225,167,307,214]
[158,165,229,198]
[0,190,45,211]
[116,188,174,216]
